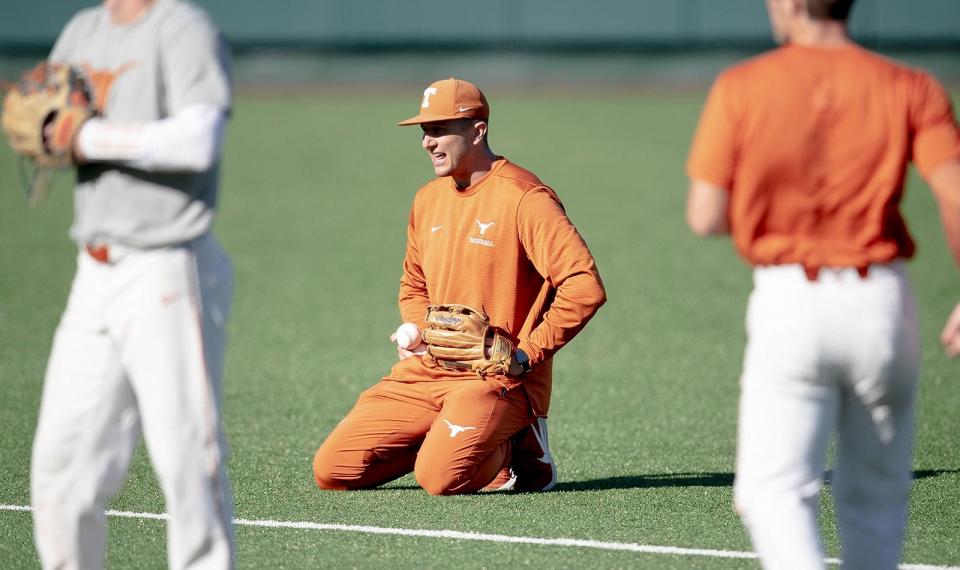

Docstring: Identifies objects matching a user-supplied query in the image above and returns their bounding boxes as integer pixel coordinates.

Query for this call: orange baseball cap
[397,78,490,126]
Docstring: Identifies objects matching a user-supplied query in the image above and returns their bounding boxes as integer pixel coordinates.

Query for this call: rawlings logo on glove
[422,304,516,378]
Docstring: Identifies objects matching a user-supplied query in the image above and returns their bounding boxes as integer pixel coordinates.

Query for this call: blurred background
[1,0,958,90]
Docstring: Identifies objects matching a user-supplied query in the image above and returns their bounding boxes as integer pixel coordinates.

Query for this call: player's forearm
[398,277,430,328]
[929,161,960,268]
[686,179,731,236]
[939,210,960,268]
[520,270,607,366]
[75,103,227,172]
[399,296,430,329]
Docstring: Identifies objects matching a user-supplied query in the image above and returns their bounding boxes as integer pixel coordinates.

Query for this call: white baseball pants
[31,234,235,570]
[734,262,919,570]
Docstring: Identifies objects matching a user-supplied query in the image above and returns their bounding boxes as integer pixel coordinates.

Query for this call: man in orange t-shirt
[313,78,606,495]
[686,0,960,568]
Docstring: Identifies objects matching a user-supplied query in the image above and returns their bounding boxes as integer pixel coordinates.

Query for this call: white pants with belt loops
[31,233,235,570]
[734,262,919,570]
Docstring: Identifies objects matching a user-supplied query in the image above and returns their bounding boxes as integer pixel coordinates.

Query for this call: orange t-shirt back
[687,43,960,270]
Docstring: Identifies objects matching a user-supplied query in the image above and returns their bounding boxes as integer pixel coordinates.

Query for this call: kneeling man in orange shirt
[313,78,607,495]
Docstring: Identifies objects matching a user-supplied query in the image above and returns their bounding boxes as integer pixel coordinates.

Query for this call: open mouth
[431,152,446,166]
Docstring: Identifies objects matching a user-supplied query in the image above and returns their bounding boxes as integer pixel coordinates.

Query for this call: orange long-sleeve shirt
[687,43,960,271]
[386,158,606,415]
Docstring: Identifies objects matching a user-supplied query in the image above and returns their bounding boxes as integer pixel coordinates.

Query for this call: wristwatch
[514,348,532,376]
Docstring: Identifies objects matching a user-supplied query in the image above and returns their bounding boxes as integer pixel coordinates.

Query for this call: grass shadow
[822,468,958,484]
[554,472,734,492]
[554,468,958,492]
[911,468,960,480]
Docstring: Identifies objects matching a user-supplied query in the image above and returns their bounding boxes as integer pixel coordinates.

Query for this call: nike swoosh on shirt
[431,225,444,233]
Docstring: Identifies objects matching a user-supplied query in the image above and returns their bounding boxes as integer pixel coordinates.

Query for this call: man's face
[103,0,155,25]
[420,120,479,180]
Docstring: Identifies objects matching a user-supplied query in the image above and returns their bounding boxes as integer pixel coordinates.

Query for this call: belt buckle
[86,244,110,263]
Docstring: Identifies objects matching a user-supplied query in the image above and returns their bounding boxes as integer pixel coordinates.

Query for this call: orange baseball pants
[313,378,533,495]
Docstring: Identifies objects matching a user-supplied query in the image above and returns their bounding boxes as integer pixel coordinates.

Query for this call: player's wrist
[72,120,90,163]
[510,348,532,377]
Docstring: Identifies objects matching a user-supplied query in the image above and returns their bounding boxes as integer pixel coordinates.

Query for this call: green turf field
[0,90,958,569]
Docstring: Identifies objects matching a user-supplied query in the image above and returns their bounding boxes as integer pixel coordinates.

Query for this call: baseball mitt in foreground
[422,304,515,377]
[2,61,95,167]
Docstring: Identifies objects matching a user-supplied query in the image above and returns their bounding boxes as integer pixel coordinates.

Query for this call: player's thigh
[736,280,838,507]
[318,381,438,464]
[33,315,139,498]
[834,283,919,503]
[418,381,531,470]
[841,264,920,456]
[115,248,227,479]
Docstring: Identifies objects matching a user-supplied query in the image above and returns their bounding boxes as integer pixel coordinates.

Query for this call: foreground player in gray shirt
[31,0,235,567]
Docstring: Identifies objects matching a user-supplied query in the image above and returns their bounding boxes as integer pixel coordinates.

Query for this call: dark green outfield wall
[2,0,958,50]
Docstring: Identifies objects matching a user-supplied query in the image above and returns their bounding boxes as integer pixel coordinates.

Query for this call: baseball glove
[422,304,515,377]
[2,61,96,168]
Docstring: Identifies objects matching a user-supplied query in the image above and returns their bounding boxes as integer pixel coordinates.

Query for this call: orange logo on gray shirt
[80,62,136,112]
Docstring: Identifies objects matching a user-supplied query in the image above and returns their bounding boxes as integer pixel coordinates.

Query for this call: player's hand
[43,120,87,163]
[390,332,427,360]
[940,301,960,358]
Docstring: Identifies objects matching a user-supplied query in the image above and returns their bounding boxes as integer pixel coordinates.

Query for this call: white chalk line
[1,504,955,569]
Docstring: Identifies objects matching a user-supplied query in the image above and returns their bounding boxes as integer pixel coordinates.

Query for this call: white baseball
[395,322,421,350]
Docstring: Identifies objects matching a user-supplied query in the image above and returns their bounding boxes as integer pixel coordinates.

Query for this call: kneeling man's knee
[313,447,356,491]
[415,464,479,496]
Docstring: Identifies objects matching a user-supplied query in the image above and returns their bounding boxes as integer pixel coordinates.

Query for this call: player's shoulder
[728,44,931,81]
[866,51,946,90]
[476,158,558,205]
[493,160,565,210]
[154,0,220,38]
[834,46,949,99]
[491,159,545,190]
[837,45,927,78]
[68,4,105,22]
[713,48,795,89]
[60,4,107,34]
[52,5,107,60]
